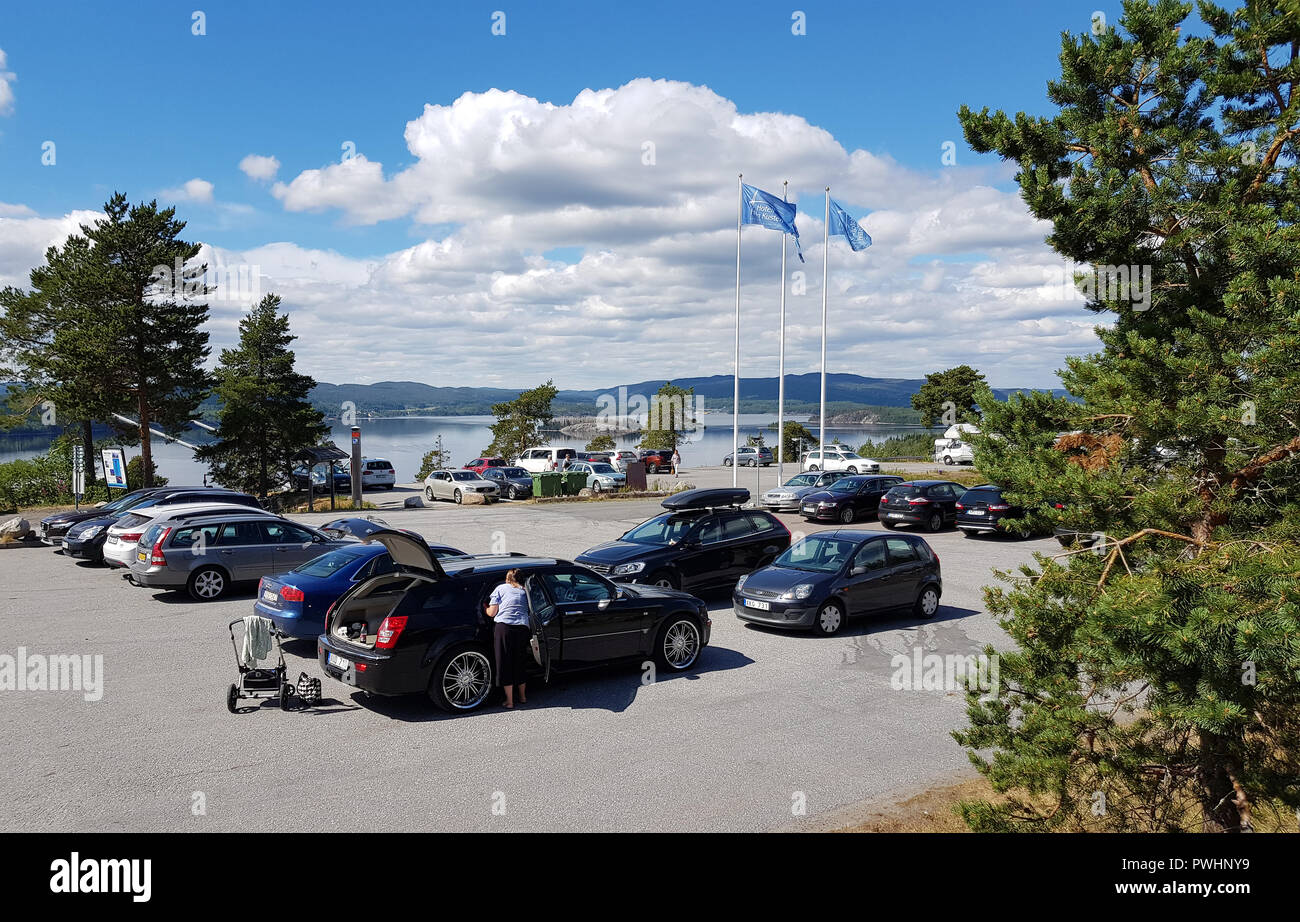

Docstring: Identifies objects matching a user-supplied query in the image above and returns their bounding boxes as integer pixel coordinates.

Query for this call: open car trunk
[326,573,426,650]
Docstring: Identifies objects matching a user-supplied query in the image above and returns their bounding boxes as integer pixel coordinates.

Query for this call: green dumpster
[532,471,563,497]
[561,470,586,495]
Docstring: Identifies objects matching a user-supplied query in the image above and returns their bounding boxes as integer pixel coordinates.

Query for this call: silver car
[423,469,500,504]
[569,461,627,492]
[127,511,349,601]
[761,470,851,512]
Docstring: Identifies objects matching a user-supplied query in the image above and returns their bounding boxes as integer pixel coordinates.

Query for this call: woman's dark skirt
[494,622,532,687]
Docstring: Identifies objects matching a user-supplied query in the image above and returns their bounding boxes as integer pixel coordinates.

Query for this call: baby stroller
[226,615,321,713]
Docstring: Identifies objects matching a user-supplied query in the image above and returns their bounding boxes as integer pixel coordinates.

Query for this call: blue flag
[741,183,804,262]
[828,198,872,251]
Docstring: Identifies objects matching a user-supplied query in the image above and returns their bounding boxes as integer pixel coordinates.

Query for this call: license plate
[744,598,771,611]
[106,535,117,544]
[802,505,816,513]
[328,653,351,670]
[263,590,278,602]
[969,509,985,515]
[136,551,146,561]
[888,513,905,519]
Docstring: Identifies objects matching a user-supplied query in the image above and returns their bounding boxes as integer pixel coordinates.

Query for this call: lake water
[0,413,934,487]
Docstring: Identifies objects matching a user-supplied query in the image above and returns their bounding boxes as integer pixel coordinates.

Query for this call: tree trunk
[138,394,153,488]
[1198,732,1250,832]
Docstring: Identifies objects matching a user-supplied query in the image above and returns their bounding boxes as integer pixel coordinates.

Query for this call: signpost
[72,445,85,510]
[101,448,128,490]
[350,427,362,508]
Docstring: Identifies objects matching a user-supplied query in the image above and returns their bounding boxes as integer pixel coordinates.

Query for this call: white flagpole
[819,187,829,462]
[733,173,742,489]
[776,180,788,488]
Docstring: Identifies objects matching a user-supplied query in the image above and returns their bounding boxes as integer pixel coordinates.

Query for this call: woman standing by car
[671,447,681,475]
[486,568,531,708]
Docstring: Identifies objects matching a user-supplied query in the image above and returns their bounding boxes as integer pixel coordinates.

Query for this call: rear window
[294,547,373,578]
[366,461,392,470]
[117,513,149,529]
[961,488,1003,504]
[885,485,920,498]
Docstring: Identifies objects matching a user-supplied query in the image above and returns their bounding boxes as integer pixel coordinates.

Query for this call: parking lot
[0,471,1054,832]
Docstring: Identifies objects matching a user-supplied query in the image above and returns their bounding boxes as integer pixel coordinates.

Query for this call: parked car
[801,449,880,473]
[574,487,791,592]
[514,446,578,473]
[255,540,466,637]
[723,445,774,467]
[956,485,1032,538]
[480,466,534,500]
[800,475,904,524]
[39,487,164,546]
[638,449,673,473]
[569,460,626,492]
[463,457,508,475]
[761,470,851,512]
[422,469,499,504]
[609,450,640,472]
[1048,499,1102,548]
[357,457,397,490]
[877,480,965,532]
[291,465,351,493]
[127,511,349,601]
[62,499,169,563]
[934,438,975,466]
[101,492,265,567]
[734,530,941,635]
[317,531,713,712]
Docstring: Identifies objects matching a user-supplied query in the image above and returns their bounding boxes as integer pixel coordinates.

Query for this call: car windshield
[784,474,816,488]
[829,478,864,494]
[450,471,478,481]
[589,463,616,474]
[774,535,858,573]
[622,513,699,546]
[501,467,528,477]
[293,547,373,578]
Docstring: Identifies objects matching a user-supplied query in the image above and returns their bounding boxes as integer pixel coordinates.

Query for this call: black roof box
[661,487,750,510]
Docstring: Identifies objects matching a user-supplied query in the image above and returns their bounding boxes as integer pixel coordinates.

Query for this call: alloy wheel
[442,651,492,710]
[662,620,700,669]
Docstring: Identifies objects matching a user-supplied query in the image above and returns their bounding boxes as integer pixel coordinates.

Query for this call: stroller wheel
[279,683,292,710]
[226,683,239,714]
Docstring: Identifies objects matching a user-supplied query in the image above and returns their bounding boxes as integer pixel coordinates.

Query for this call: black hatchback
[574,488,791,592]
[955,484,1029,538]
[734,530,941,635]
[800,475,904,524]
[877,480,965,532]
[318,531,713,713]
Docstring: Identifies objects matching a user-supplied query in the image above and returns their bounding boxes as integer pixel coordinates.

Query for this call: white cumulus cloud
[239,154,281,182]
[0,48,16,115]
[162,178,215,204]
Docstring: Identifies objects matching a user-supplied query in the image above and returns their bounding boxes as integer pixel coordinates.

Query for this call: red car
[464,457,508,475]
[638,449,673,473]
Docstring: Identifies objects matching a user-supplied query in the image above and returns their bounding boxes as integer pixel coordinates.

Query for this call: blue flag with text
[741,183,804,262]
[828,198,872,251]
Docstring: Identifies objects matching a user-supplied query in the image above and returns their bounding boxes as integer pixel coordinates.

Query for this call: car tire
[839,507,855,524]
[723,458,732,467]
[914,585,940,619]
[647,569,679,590]
[649,463,660,473]
[847,466,857,474]
[813,600,845,636]
[881,520,897,529]
[1056,533,1076,548]
[506,486,517,500]
[808,464,820,471]
[453,489,463,504]
[926,511,944,532]
[425,486,435,502]
[428,645,494,713]
[748,458,757,467]
[654,615,702,672]
[943,456,954,466]
[187,566,227,601]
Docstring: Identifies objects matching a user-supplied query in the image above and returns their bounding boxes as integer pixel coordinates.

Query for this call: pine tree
[196,294,326,497]
[910,365,987,428]
[487,381,558,461]
[952,0,1300,832]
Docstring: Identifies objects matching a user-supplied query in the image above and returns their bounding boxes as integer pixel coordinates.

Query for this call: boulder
[0,516,32,540]
[403,495,424,508]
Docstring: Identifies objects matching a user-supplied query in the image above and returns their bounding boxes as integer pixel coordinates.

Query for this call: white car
[800,450,880,474]
[513,446,579,473]
[357,457,397,490]
[102,501,275,568]
[608,450,639,473]
[422,469,500,504]
[934,439,975,465]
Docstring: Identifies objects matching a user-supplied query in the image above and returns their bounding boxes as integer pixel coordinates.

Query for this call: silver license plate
[744,598,771,611]
[327,653,350,670]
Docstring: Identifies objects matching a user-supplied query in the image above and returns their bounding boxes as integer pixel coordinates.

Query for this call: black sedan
[800,475,903,523]
[574,488,791,592]
[734,530,941,635]
[39,487,160,546]
[481,466,534,500]
[318,531,712,713]
[877,480,966,532]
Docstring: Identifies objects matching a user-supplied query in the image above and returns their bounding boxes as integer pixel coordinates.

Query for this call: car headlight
[736,573,748,590]
[780,583,815,601]
[612,561,646,575]
[79,526,102,539]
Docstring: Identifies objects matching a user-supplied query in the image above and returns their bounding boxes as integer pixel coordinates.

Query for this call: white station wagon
[800,449,880,474]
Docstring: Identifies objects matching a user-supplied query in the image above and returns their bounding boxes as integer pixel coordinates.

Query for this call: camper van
[933,423,978,466]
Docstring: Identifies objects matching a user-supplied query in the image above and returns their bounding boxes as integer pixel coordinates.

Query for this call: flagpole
[819,187,829,462]
[733,173,742,489]
[776,180,788,489]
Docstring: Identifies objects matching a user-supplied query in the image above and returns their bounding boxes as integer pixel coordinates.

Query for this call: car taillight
[907,498,930,505]
[375,616,408,649]
[988,504,1011,511]
[149,527,171,566]
[955,502,964,509]
[279,585,305,603]
[121,532,143,542]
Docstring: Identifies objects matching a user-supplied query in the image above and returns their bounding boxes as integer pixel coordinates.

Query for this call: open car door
[524,575,553,683]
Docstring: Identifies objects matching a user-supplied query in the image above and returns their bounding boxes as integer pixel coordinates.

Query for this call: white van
[513,446,579,473]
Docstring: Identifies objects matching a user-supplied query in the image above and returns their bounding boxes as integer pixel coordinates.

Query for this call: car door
[670,513,725,591]
[735,511,787,573]
[931,484,959,523]
[883,537,926,606]
[214,520,271,580]
[840,537,894,615]
[523,575,558,682]
[542,569,644,663]
[261,520,325,573]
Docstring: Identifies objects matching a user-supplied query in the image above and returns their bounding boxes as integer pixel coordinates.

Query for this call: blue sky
[0,1,1170,388]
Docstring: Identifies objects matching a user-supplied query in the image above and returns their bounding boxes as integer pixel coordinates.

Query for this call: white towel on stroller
[240,615,274,668]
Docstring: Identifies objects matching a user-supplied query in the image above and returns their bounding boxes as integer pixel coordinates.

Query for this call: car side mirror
[597,598,612,610]
[850,565,866,576]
